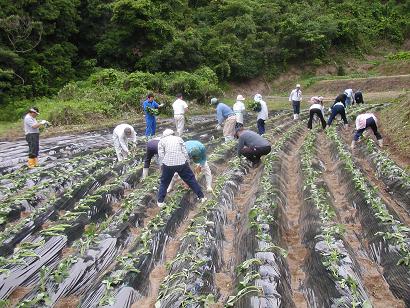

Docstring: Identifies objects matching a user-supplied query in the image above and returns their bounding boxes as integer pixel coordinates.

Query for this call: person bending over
[351,113,383,149]
[112,124,137,161]
[307,97,326,129]
[235,127,271,167]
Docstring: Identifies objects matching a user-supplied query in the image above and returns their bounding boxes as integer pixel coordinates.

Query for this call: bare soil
[282,129,309,308]
[317,135,405,308]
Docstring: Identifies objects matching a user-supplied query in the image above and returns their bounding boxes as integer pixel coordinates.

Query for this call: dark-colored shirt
[144,138,160,168]
[237,130,270,154]
[333,94,347,107]
[354,91,364,104]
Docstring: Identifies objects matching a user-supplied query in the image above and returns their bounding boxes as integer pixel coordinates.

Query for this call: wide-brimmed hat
[162,129,175,137]
[236,95,245,101]
[296,84,301,88]
[29,107,39,114]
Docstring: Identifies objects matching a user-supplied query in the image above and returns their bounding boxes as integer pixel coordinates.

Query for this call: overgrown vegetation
[1,0,409,106]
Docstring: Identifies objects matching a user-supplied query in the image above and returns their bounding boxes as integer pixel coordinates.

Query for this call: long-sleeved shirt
[24,114,39,134]
[233,101,246,124]
[216,103,235,125]
[354,91,364,104]
[143,100,159,118]
[158,135,189,166]
[289,89,302,102]
[344,89,354,99]
[237,130,270,154]
[356,113,377,130]
[185,140,207,166]
[113,124,137,151]
[309,103,325,116]
[257,100,268,120]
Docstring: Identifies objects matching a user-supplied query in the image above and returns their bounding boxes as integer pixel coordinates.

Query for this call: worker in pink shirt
[351,113,383,149]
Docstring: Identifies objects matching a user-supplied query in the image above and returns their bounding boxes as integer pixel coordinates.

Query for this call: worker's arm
[158,140,165,164]
[289,90,293,102]
[216,105,223,125]
[181,140,190,162]
[119,134,129,152]
[237,136,245,155]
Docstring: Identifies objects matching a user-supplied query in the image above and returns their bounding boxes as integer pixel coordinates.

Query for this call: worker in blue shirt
[210,97,236,141]
[142,93,162,139]
[167,140,213,193]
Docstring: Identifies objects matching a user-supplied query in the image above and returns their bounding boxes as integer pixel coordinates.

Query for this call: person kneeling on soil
[235,127,271,167]
[24,107,50,168]
[307,97,326,130]
[168,140,213,193]
[351,113,383,149]
[157,129,206,207]
[327,97,348,128]
[112,124,137,162]
[210,97,237,141]
[141,137,161,179]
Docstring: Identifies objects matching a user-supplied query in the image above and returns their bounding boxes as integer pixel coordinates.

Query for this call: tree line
[1,0,409,105]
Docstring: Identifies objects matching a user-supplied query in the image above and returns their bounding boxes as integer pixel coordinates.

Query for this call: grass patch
[379,92,410,161]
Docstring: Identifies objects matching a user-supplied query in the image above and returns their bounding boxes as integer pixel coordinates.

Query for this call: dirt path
[317,135,405,308]
[213,165,264,306]
[282,129,308,308]
[131,204,199,308]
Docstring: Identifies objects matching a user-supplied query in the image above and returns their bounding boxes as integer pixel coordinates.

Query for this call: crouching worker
[141,137,161,179]
[327,97,348,127]
[307,96,326,129]
[235,127,271,167]
[112,124,137,161]
[157,129,206,207]
[352,113,383,149]
[168,140,213,193]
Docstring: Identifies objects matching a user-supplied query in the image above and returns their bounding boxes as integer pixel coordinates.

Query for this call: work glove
[40,120,47,125]
[216,124,222,130]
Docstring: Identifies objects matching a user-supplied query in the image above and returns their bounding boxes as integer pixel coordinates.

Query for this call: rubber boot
[351,140,356,149]
[142,168,149,179]
[293,114,297,120]
[378,139,383,147]
[27,158,36,168]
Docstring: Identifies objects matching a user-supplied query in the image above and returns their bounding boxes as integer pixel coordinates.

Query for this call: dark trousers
[144,148,157,168]
[292,101,300,114]
[26,133,40,158]
[327,105,348,126]
[308,109,326,129]
[257,119,265,135]
[158,162,204,202]
[240,145,271,163]
[354,117,382,141]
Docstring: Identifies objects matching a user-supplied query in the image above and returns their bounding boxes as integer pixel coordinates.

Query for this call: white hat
[162,129,174,137]
[236,94,245,101]
[254,94,262,102]
[210,97,218,105]
[296,84,301,88]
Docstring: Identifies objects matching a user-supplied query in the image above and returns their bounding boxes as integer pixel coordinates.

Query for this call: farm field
[0,104,409,308]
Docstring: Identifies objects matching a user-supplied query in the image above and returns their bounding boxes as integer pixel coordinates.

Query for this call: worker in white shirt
[352,113,383,149]
[289,84,302,120]
[23,107,50,168]
[307,97,326,129]
[344,88,355,108]
[172,93,188,136]
[233,94,246,128]
[157,129,206,207]
[254,94,268,135]
[112,124,137,161]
